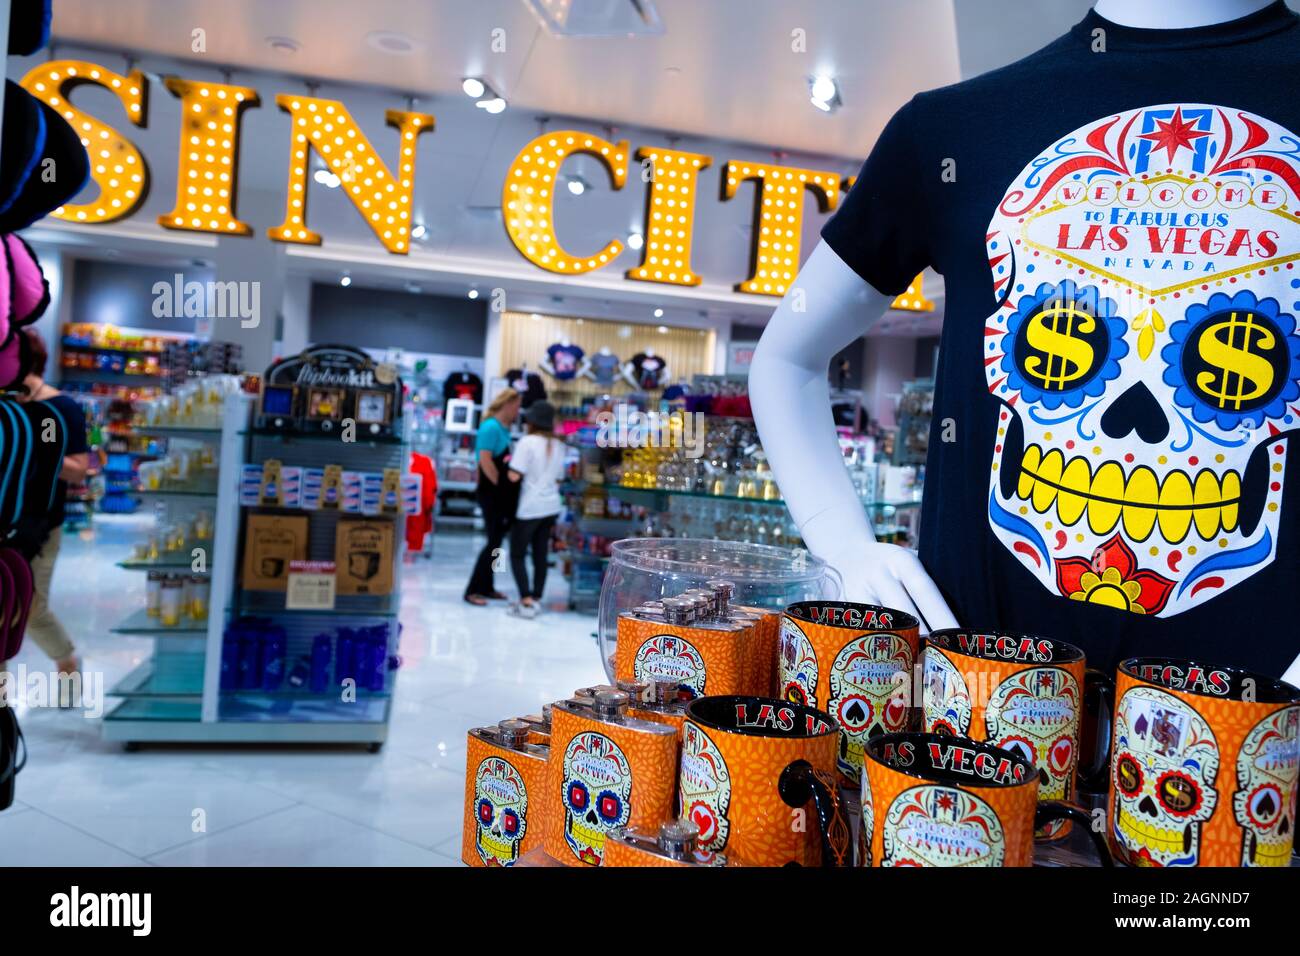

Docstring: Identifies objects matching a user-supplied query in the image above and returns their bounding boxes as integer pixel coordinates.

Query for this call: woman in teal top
[464,389,521,605]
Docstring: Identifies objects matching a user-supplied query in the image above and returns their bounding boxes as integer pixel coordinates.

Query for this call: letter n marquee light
[19,60,149,223]
[267,95,434,254]
[503,131,629,274]
[158,78,259,235]
[722,160,840,296]
[626,146,711,287]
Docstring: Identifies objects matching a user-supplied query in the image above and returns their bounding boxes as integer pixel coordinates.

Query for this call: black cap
[525,400,555,431]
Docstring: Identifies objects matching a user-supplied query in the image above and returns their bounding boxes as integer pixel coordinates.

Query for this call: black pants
[465,488,513,598]
[510,515,556,600]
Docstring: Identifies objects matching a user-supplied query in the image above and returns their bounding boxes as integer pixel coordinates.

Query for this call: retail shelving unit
[103,394,408,749]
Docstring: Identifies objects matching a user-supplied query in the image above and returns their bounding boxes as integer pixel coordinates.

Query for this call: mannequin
[588,345,620,386]
[541,335,587,381]
[623,347,670,391]
[749,0,1296,676]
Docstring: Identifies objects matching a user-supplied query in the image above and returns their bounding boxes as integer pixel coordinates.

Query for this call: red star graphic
[936,792,955,811]
[1138,107,1210,166]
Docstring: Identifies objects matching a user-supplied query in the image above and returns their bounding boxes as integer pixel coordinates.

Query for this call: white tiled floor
[0,514,603,866]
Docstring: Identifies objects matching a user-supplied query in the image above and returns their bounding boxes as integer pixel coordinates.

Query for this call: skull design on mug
[984,667,1082,804]
[923,649,971,737]
[828,633,914,780]
[778,616,819,707]
[1112,684,1220,866]
[881,785,1007,868]
[982,105,1300,619]
[677,721,732,852]
[473,757,528,866]
[1233,704,1300,867]
[561,731,632,865]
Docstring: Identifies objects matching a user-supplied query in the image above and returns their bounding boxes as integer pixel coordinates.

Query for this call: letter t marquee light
[19,60,149,224]
[268,95,434,254]
[503,131,629,274]
[722,160,840,296]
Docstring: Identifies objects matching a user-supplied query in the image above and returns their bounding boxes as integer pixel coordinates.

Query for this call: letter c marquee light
[502,131,629,274]
[19,60,149,224]
[267,95,434,254]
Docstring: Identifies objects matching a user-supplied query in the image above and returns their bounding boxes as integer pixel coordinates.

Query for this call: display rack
[103,394,408,748]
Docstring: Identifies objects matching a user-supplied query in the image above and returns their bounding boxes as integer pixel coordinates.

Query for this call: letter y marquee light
[267,95,434,253]
[722,160,841,296]
[502,131,629,273]
[158,78,260,235]
[19,60,148,223]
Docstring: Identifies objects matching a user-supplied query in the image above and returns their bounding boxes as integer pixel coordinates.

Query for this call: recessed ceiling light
[477,96,507,115]
[410,223,427,240]
[340,274,352,287]
[657,325,668,334]
[467,289,479,300]
[366,31,420,55]
[653,308,664,318]
[809,74,842,114]
[627,231,644,250]
[566,175,590,196]
[530,313,541,322]
[313,168,340,189]
[462,77,486,99]
[266,36,300,55]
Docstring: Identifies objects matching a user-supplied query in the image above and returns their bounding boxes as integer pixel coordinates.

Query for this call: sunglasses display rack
[102,383,413,750]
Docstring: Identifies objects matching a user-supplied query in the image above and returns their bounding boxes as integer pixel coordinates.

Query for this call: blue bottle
[309,634,332,693]
[335,628,356,689]
[220,625,240,690]
[237,621,263,690]
[287,655,310,690]
[262,627,286,690]
[360,628,385,691]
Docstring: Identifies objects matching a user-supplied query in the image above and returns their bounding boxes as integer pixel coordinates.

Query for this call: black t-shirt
[505,368,546,408]
[442,371,482,405]
[630,352,665,390]
[823,2,1300,676]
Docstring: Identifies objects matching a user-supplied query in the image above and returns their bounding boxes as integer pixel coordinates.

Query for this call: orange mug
[678,695,852,867]
[779,601,920,784]
[922,629,1113,838]
[861,732,1112,867]
[1109,657,1300,867]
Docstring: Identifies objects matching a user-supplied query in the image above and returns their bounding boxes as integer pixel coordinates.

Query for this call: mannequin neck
[1093,0,1273,29]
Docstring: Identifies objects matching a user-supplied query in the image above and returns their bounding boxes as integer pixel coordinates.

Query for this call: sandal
[464,594,489,607]
[487,591,509,601]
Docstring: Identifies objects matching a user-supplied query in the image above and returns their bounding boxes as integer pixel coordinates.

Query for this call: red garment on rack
[405,452,437,551]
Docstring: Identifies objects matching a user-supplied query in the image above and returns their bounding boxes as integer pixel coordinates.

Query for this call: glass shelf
[109,660,205,698]
[110,608,209,635]
[134,476,219,497]
[135,425,223,440]
[599,483,922,512]
[117,539,215,571]
[241,428,403,446]
[104,698,202,722]
[230,601,400,619]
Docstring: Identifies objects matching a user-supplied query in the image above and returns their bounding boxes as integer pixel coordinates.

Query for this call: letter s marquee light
[502,131,629,274]
[267,96,434,254]
[20,60,148,224]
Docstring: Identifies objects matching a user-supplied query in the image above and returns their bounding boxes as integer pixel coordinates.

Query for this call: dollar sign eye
[1181,308,1288,417]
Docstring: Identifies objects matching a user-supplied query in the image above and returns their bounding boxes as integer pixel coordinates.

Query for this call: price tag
[286,560,337,610]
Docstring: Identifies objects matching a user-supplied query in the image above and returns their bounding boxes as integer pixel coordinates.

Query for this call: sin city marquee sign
[21,60,931,305]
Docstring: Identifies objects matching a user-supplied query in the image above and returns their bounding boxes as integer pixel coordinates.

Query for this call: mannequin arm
[749,241,957,631]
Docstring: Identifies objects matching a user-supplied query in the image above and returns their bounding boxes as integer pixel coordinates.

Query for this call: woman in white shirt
[507,401,566,617]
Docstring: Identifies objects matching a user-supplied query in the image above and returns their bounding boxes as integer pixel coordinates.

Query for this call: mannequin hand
[820,538,958,633]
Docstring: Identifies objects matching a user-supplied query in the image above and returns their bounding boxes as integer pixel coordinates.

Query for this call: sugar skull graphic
[561,731,632,865]
[1233,705,1299,867]
[984,667,1081,818]
[678,721,732,852]
[473,757,528,866]
[778,616,818,707]
[633,632,707,699]
[881,785,1006,867]
[922,649,971,736]
[828,634,914,781]
[1112,685,1220,866]
[984,105,1300,617]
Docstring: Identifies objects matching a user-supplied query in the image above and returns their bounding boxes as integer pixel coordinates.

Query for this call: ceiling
[19,0,1098,337]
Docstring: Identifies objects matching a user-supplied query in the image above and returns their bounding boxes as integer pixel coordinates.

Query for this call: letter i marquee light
[267,95,434,254]
[503,131,629,273]
[158,78,260,235]
[20,60,149,224]
[627,146,711,287]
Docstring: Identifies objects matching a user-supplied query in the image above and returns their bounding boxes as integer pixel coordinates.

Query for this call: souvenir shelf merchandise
[102,351,416,749]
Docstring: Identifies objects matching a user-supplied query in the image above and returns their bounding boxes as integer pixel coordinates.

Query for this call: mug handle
[1078,668,1115,794]
[1034,801,1113,867]
[778,760,853,868]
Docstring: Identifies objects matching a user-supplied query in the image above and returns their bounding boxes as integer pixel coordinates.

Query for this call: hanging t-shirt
[545,343,585,381]
[590,351,622,386]
[822,2,1300,677]
[629,352,666,390]
[504,368,547,408]
[443,371,483,405]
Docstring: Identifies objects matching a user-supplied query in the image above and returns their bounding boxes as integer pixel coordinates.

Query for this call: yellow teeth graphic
[1016,445,1241,543]
[1117,807,1188,857]
[1250,837,1293,866]
[567,815,609,854]
[478,831,516,864]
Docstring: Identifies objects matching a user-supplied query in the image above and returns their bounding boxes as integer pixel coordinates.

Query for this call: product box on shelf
[333,519,395,596]
[241,514,310,591]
